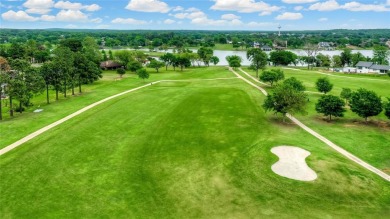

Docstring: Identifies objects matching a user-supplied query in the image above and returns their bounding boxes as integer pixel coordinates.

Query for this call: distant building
[318,42,334,50]
[100,60,123,70]
[261,45,272,51]
[353,61,390,74]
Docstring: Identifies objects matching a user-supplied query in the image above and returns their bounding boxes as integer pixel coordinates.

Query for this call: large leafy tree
[283,77,305,91]
[315,95,346,121]
[259,69,285,86]
[210,56,219,66]
[263,82,307,122]
[53,46,74,98]
[137,68,149,81]
[340,88,352,104]
[226,55,242,69]
[147,59,165,72]
[197,47,213,66]
[160,53,175,70]
[40,62,56,104]
[316,77,333,94]
[0,56,11,120]
[372,45,390,65]
[247,48,268,77]
[340,48,352,67]
[269,50,297,66]
[349,88,382,122]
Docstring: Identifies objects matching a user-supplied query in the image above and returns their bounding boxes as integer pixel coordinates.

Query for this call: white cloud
[111,18,148,25]
[309,0,340,11]
[282,0,318,3]
[23,0,53,14]
[1,10,38,21]
[23,0,54,9]
[342,2,390,12]
[259,11,272,16]
[294,6,303,11]
[56,10,88,22]
[54,1,101,12]
[83,4,101,12]
[173,10,206,20]
[210,0,280,13]
[40,14,56,21]
[173,6,183,11]
[90,18,102,23]
[164,18,175,24]
[275,12,303,20]
[25,8,50,14]
[125,0,170,13]
[318,17,328,22]
[221,14,240,20]
[309,0,390,12]
[388,0,390,6]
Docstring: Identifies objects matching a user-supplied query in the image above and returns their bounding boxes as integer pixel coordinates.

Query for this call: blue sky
[1,0,389,30]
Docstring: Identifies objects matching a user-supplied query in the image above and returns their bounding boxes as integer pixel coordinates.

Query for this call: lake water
[121,48,384,66]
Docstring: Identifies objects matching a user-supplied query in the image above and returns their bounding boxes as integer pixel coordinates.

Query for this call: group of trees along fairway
[0,37,103,120]
[260,70,390,122]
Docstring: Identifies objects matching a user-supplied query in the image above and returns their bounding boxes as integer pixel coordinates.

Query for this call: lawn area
[1,70,389,218]
[242,67,390,173]
[0,66,234,149]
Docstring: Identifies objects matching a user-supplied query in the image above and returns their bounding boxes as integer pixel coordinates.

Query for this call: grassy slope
[1,74,389,218]
[0,67,233,149]
[243,67,390,173]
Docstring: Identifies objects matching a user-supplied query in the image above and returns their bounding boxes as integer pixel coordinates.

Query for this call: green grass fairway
[242,67,390,173]
[1,68,389,218]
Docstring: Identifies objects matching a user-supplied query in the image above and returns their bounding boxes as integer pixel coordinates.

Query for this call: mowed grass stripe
[1,78,389,218]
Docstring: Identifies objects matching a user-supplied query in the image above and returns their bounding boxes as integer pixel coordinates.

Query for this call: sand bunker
[271,146,317,181]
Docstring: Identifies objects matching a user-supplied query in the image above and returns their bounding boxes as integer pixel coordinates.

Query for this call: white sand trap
[271,146,317,181]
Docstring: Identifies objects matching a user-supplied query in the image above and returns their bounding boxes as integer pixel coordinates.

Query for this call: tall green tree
[137,68,149,81]
[283,77,305,91]
[263,83,307,122]
[316,77,333,94]
[147,59,165,72]
[197,47,213,66]
[315,95,346,121]
[340,88,352,104]
[340,48,352,67]
[226,55,242,69]
[53,46,74,98]
[160,53,175,70]
[259,69,285,86]
[247,48,268,77]
[372,45,390,65]
[269,50,297,66]
[210,56,219,66]
[350,88,383,122]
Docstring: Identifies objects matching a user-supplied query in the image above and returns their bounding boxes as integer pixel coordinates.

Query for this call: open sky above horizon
[0,0,389,31]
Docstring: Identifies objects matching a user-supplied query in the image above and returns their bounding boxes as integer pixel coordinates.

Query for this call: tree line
[259,70,390,122]
[0,37,102,120]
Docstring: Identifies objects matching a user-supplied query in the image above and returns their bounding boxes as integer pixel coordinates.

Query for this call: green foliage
[210,56,219,65]
[247,48,268,77]
[340,48,352,67]
[160,53,175,70]
[384,99,390,120]
[340,88,352,104]
[263,82,307,120]
[116,68,126,77]
[316,53,331,67]
[269,50,297,66]
[351,52,366,67]
[373,45,390,65]
[226,55,242,69]
[283,77,305,91]
[332,55,342,68]
[315,95,346,121]
[259,69,285,86]
[316,77,333,94]
[136,68,149,81]
[127,60,142,72]
[147,59,165,72]
[197,47,213,66]
[59,38,83,52]
[350,88,383,122]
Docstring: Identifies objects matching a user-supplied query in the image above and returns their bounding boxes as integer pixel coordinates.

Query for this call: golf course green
[0,67,389,218]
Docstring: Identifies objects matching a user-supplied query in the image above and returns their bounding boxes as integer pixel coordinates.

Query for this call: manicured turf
[242,67,390,173]
[1,68,389,218]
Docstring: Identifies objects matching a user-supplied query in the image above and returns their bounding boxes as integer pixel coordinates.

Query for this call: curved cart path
[233,67,390,182]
